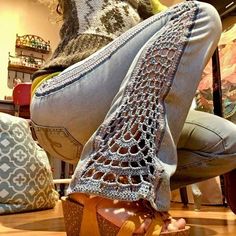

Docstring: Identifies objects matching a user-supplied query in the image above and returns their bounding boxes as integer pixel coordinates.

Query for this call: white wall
[0,0,61,99]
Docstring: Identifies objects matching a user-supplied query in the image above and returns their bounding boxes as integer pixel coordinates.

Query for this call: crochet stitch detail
[67,1,199,211]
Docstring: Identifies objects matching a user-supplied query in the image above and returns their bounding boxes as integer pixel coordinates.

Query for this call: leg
[31,1,221,234]
[171,110,236,190]
[67,1,221,212]
[31,2,221,168]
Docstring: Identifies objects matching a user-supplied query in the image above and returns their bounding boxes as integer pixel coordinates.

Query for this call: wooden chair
[179,47,226,208]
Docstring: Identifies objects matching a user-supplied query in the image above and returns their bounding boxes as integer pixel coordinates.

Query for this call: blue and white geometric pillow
[0,112,58,214]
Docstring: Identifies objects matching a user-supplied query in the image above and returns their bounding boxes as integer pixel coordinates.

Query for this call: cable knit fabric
[32,0,145,79]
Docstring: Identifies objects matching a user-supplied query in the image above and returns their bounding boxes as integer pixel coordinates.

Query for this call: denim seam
[176,150,230,169]
[184,120,226,150]
[32,122,83,147]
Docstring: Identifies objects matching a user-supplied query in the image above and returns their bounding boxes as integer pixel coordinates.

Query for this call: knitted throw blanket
[33,0,153,79]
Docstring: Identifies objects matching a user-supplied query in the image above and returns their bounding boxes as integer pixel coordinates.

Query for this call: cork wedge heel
[61,196,190,236]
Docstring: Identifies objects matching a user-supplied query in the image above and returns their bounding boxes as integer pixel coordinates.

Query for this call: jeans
[31,1,228,211]
[172,110,236,190]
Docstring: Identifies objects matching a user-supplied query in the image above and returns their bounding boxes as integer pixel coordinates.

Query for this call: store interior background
[0,0,61,99]
[1,0,236,99]
[1,0,236,203]
[0,0,188,99]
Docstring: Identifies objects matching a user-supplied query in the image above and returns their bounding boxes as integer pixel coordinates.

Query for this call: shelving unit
[8,53,44,73]
[15,34,50,53]
[8,34,50,88]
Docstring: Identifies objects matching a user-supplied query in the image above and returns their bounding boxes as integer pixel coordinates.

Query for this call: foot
[69,193,186,234]
[97,200,186,234]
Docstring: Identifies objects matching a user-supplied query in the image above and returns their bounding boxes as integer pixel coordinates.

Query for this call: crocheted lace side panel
[68,2,199,207]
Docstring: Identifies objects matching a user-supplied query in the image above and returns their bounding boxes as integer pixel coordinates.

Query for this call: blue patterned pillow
[0,113,58,214]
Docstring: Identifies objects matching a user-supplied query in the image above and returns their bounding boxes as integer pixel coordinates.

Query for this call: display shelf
[16,34,50,54]
[8,52,45,72]
[8,64,38,74]
[7,34,50,89]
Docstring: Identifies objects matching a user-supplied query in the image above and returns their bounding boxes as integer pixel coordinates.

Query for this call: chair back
[12,83,32,106]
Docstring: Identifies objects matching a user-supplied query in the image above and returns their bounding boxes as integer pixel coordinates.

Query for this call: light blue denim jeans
[30,1,233,211]
[172,110,236,190]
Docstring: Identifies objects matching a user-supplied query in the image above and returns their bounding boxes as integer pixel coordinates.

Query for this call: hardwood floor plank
[170,203,236,235]
[0,201,235,235]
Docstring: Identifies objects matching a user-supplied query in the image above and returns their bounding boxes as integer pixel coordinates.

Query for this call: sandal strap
[117,213,145,236]
[145,213,163,236]
[79,196,102,236]
[79,194,163,236]
[117,212,163,236]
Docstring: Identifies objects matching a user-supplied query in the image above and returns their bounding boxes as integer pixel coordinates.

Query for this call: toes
[176,218,186,230]
[167,218,186,232]
[167,220,179,232]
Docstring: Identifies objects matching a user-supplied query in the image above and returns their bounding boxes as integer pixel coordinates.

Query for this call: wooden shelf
[16,44,50,54]
[0,100,15,116]
[7,34,50,89]
[8,64,38,74]
[16,34,50,54]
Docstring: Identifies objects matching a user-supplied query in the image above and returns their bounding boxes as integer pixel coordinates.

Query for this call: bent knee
[178,110,236,154]
[196,1,222,35]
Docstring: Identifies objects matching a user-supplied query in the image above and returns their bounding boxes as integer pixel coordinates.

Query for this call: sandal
[61,195,190,236]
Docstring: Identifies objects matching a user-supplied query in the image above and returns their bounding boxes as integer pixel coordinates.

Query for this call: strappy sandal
[61,195,190,236]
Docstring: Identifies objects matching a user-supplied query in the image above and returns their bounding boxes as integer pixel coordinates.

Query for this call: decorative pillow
[0,112,58,214]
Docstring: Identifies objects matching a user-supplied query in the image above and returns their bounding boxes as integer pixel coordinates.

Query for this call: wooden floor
[1,201,236,235]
